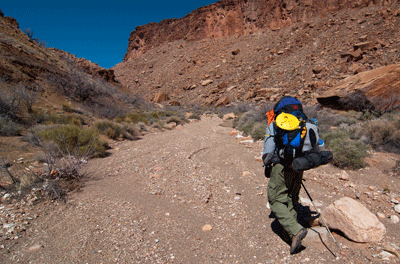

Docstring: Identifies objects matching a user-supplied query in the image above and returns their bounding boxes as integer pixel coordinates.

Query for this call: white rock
[3,223,15,229]
[390,215,400,224]
[239,140,254,144]
[201,79,213,86]
[322,197,386,242]
[339,170,350,181]
[2,193,12,201]
[300,197,323,207]
[394,204,400,213]
[390,198,400,204]
[202,224,213,231]
[377,212,385,219]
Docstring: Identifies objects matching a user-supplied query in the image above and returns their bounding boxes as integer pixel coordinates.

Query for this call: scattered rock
[214,95,230,107]
[202,224,213,231]
[303,227,328,243]
[391,198,400,204]
[201,79,213,86]
[312,65,324,74]
[339,170,350,181]
[222,113,236,120]
[231,49,240,55]
[391,215,400,224]
[321,197,386,242]
[377,212,385,219]
[28,244,43,252]
[394,204,400,213]
[153,93,170,103]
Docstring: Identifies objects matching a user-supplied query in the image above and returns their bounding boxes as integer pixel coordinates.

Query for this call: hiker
[262,96,329,254]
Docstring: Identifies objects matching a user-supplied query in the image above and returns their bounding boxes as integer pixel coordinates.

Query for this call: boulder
[317,64,400,112]
[153,93,170,103]
[214,95,230,107]
[222,112,236,120]
[321,197,386,243]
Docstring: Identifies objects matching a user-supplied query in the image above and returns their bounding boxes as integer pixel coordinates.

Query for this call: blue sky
[1,1,217,69]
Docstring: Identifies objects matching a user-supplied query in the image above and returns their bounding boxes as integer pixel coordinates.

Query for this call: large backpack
[266,96,312,165]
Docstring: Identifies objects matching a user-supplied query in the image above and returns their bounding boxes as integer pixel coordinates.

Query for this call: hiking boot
[290,228,307,254]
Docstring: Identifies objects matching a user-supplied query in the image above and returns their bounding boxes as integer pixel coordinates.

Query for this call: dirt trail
[2,115,399,263]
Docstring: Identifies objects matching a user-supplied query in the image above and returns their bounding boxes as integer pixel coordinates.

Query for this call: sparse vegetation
[0,116,23,136]
[236,104,270,140]
[36,124,107,158]
[94,120,138,140]
[23,28,47,47]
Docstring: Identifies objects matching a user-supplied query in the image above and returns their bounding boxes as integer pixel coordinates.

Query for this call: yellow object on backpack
[275,113,300,131]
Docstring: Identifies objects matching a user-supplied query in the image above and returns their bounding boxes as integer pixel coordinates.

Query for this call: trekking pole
[301,181,341,253]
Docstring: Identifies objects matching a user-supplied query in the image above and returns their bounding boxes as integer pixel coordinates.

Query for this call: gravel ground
[1,115,400,263]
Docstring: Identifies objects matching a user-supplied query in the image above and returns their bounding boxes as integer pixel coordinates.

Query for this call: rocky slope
[114,0,400,110]
[0,10,126,116]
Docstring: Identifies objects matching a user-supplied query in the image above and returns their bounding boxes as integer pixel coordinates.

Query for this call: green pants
[267,163,303,236]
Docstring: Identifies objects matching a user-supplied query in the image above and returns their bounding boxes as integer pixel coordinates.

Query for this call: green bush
[126,113,149,124]
[334,117,357,126]
[0,116,23,136]
[251,122,268,141]
[323,129,369,169]
[38,125,106,158]
[32,112,84,126]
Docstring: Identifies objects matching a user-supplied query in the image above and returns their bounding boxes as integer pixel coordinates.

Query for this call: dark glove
[264,163,272,178]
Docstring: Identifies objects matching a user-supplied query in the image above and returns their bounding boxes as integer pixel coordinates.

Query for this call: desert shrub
[62,103,74,113]
[33,112,84,126]
[37,124,106,158]
[333,117,358,126]
[322,129,369,169]
[251,122,268,141]
[125,112,149,124]
[94,120,138,140]
[23,28,47,47]
[329,138,369,169]
[151,111,159,119]
[393,160,400,176]
[165,116,187,125]
[236,106,269,139]
[0,116,23,136]
[355,116,400,153]
[188,113,201,120]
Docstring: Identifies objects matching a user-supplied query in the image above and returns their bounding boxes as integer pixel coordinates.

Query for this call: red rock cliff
[124,0,395,61]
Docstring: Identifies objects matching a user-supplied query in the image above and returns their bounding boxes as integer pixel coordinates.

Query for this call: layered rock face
[124,0,395,61]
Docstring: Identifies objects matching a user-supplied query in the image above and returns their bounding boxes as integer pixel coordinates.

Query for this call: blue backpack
[268,96,310,165]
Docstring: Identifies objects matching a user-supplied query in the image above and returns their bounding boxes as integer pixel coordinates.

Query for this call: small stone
[377,212,385,219]
[239,140,254,144]
[391,198,400,204]
[202,224,213,231]
[339,170,349,181]
[380,250,395,258]
[2,193,12,201]
[28,244,43,252]
[3,223,15,229]
[391,215,399,224]
[395,204,400,213]
[201,79,213,86]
